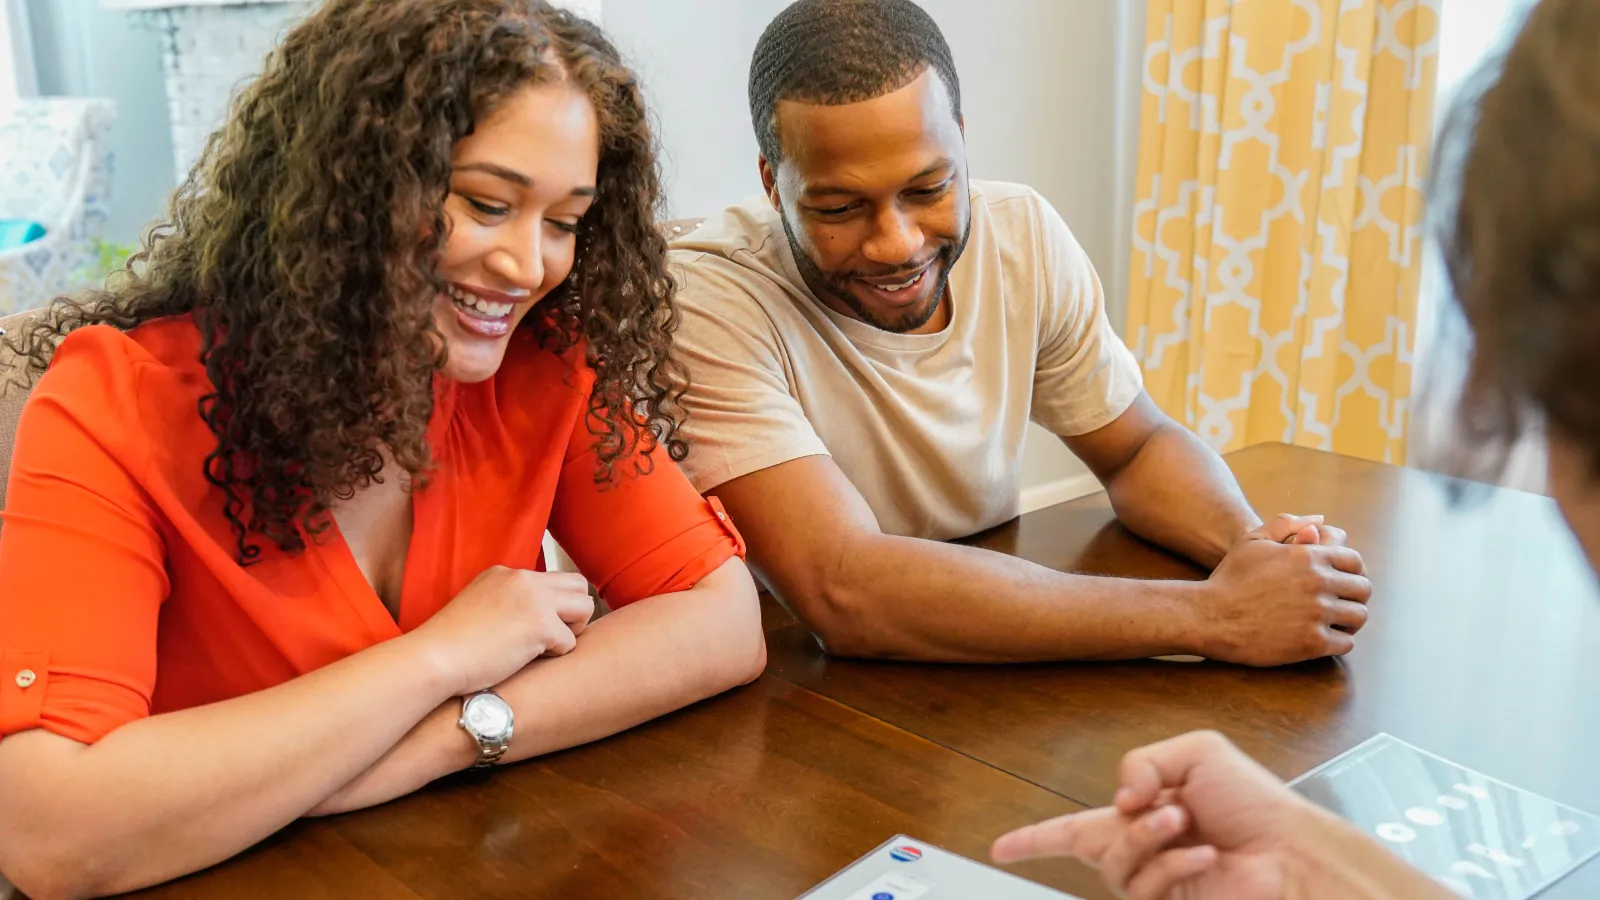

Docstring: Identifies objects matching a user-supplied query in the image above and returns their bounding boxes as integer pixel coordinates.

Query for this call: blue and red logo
[888,845,923,863]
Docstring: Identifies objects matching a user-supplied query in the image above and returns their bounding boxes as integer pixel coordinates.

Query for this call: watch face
[464,694,511,739]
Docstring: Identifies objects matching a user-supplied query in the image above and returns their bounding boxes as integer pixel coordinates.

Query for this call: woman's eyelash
[465,197,508,216]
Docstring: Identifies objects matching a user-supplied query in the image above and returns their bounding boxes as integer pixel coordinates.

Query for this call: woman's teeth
[447,284,514,318]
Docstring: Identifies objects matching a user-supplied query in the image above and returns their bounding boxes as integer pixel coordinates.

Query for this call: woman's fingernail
[1146,806,1178,832]
[1114,787,1133,807]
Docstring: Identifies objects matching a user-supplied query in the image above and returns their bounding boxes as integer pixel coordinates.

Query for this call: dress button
[15,669,36,689]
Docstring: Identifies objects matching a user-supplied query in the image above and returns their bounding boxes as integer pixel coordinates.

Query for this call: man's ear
[759,156,781,211]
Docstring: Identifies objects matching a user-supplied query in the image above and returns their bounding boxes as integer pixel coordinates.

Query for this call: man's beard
[781,215,972,334]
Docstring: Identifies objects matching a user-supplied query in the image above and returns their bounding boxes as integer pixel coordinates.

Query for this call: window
[0,0,36,99]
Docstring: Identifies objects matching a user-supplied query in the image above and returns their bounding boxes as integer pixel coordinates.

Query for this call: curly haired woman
[0,2,763,895]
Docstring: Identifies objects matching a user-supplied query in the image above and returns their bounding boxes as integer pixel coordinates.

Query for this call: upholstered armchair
[0,98,117,315]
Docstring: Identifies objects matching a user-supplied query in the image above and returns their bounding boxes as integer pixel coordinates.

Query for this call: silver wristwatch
[458,689,514,768]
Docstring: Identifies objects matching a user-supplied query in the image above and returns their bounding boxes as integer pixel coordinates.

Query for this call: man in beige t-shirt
[671,0,1372,666]
[675,179,1137,543]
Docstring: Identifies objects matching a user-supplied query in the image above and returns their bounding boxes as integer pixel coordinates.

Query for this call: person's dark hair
[1435,0,1600,484]
[4,0,684,565]
[748,0,961,163]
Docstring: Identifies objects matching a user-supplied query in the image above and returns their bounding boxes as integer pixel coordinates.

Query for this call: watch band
[473,738,509,769]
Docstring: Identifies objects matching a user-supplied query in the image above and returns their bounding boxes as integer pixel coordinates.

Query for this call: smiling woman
[0,2,763,897]
[433,89,600,375]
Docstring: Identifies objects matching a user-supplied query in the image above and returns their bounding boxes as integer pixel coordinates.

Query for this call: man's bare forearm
[1095,424,1259,569]
[724,452,1356,668]
[787,531,1211,663]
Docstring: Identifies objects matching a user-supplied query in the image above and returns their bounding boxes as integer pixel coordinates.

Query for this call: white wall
[604,0,1145,505]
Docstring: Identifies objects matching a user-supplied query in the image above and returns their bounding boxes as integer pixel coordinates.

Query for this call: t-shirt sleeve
[547,386,747,609]
[1029,190,1145,437]
[0,328,169,745]
[670,253,830,493]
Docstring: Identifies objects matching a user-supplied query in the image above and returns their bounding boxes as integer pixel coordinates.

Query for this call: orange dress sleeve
[547,398,745,609]
[0,327,169,744]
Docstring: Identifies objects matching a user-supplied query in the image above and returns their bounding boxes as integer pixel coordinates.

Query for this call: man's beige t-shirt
[670,180,1143,541]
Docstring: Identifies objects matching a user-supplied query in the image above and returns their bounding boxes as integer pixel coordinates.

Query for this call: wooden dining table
[12,443,1594,900]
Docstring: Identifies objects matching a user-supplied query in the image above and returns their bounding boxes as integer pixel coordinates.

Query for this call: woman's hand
[406,567,594,697]
[992,731,1450,900]
[993,731,1300,899]
[307,558,762,819]
[0,569,591,897]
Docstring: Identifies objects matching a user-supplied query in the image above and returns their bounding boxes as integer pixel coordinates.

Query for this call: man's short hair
[748,0,962,163]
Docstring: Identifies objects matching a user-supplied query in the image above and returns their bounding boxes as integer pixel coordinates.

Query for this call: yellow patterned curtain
[1128,0,1440,463]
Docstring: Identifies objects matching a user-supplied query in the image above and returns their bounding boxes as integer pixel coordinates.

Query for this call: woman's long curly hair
[1436,0,1600,482]
[4,0,685,564]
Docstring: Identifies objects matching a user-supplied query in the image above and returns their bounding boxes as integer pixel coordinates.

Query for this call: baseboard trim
[1020,472,1103,514]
